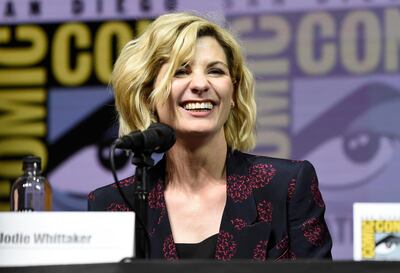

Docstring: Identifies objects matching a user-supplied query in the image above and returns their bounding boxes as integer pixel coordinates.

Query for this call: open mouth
[181,101,214,112]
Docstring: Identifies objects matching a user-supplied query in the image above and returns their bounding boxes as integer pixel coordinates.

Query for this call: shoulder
[231,150,311,176]
[230,150,319,200]
[87,157,166,211]
[87,176,135,211]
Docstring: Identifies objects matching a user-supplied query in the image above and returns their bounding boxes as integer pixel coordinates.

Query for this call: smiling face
[155,36,234,141]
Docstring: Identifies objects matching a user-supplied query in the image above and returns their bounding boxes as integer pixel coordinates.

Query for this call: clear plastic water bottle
[10,156,52,211]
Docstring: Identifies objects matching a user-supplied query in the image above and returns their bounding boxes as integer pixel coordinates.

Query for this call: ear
[151,107,159,122]
[230,88,236,108]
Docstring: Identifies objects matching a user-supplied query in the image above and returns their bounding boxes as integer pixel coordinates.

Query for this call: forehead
[155,36,228,82]
[192,36,228,64]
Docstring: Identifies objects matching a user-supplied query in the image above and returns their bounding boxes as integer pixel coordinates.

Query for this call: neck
[165,130,227,192]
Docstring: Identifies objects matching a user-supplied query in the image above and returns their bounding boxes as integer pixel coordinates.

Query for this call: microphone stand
[110,123,176,260]
[131,151,154,259]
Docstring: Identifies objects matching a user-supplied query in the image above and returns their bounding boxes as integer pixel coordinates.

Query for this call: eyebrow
[207,61,229,69]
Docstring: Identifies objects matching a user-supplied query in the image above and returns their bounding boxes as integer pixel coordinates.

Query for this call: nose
[189,71,209,93]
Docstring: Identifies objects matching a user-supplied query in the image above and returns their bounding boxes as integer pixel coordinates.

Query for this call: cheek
[156,102,170,118]
[220,92,234,117]
[221,85,234,118]
[155,97,177,124]
[220,83,234,104]
[159,81,186,113]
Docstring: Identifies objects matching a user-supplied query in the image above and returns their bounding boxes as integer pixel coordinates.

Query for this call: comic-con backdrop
[1,0,399,259]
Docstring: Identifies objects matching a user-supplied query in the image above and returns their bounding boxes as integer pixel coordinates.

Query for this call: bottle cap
[22,156,41,171]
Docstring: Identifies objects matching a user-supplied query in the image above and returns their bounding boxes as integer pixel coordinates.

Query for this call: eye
[174,66,190,77]
[48,144,131,194]
[47,143,132,210]
[48,141,164,209]
[376,239,398,255]
[304,131,397,189]
[208,67,226,75]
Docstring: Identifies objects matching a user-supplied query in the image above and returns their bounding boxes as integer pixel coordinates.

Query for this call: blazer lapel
[215,150,272,260]
[146,158,178,260]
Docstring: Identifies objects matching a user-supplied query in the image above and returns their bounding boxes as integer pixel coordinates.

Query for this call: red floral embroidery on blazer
[88,150,332,260]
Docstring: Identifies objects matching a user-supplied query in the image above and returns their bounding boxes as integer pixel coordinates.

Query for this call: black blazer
[88,150,332,260]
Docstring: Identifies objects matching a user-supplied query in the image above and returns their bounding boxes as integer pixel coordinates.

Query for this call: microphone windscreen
[145,123,176,153]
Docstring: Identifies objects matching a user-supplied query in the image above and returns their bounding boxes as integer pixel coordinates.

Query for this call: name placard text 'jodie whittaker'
[0,212,135,266]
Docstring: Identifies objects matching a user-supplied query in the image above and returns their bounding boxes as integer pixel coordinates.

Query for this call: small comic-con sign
[354,203,400,261]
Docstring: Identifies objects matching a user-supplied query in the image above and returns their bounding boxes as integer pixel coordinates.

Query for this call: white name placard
[0,212,135,267]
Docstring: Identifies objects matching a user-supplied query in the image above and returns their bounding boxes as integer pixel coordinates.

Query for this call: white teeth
[183,102,213,111]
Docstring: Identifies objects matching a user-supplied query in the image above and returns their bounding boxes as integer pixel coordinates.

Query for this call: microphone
[113,123,176,153]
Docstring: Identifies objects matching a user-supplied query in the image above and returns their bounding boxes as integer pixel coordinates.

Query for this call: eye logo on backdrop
[295,82,400,189]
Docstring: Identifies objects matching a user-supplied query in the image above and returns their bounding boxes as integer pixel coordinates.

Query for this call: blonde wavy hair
[112,12,256,151]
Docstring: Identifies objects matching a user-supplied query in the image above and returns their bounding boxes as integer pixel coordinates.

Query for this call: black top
[175,234,218,259]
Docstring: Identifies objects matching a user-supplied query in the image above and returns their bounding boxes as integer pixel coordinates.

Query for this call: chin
[181,128,212,135]
[180,125,222,137]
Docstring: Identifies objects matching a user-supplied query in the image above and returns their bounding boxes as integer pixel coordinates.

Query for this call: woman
[88,12,332,260]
